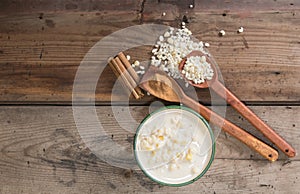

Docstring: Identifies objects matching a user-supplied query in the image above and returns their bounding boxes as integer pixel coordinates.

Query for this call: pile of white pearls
[182,56,214,84]
[150,27,208,81]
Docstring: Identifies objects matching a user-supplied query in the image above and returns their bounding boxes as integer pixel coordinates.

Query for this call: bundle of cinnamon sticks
[108,52,144,99]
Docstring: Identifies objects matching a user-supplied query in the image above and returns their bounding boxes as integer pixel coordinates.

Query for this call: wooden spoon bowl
[178,50,218,88]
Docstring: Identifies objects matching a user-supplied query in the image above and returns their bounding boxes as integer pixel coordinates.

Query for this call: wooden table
[0,0,299,193]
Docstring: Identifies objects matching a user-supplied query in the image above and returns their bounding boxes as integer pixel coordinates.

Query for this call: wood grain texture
[0,1,299,104]
[0,106,299,193]
[0,1,299,193]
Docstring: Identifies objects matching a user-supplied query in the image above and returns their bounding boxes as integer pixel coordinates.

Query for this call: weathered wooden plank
[0,106,298,160]
[0,0,142,14]
[143,0,300,13]
[1,0,299,16]
[0,105,299,193]
[0,0,299,104]
[0,105,298,192]
[0,9,300,104]
[1,155,299,194]
[0,156,300,194]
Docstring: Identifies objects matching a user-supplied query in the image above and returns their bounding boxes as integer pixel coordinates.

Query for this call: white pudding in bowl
[134,106,215,186]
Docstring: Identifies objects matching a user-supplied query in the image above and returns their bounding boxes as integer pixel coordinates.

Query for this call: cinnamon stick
[110,58,140,99]
[115,57,144,98]
[118,52,140,83]
[108,59,131,96]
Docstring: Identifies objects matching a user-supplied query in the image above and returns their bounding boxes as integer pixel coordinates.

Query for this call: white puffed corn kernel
[134,60,140,66]
[152,48,158,53]
[238,26,244,33]
[167,38,174,44]
[201,55,206,62]
[219,30,226,36]
[164,31,170,37]
[159,36,164,42]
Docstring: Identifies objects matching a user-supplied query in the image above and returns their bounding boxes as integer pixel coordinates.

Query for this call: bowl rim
[133,105,215,187]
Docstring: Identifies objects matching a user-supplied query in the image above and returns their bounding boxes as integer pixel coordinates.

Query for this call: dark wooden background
[0,0,299,193]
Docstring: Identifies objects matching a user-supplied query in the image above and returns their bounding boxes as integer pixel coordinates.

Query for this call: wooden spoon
[139,66,278,161]
[179,50,295,157]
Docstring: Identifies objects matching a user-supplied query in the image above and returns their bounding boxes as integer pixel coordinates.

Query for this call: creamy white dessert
[135,108,214,185]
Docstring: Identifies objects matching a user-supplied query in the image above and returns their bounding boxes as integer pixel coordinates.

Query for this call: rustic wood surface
[0,0,299,104]
[0,106,299,194]
[0,0,299,193]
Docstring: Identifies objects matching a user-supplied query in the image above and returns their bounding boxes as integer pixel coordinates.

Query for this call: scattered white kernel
[131,64,135,68]
[138,70,143,74]
[152,48,158,53]
[238,26,244,33]
[189,4,194,8]
[126,55,131,61]
[219,29,226,36]
[204,42,210,47]
[147,92,150,96]
[134,60,140,66]
[167,37,174,44]
[139,66,145,70]
[159,35,164,42]
[164,31,170,38]
[162,12,166,16]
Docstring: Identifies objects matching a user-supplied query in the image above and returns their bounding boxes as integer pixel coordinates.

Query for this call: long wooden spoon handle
[181,95,278,161]
[210,81,295,157]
